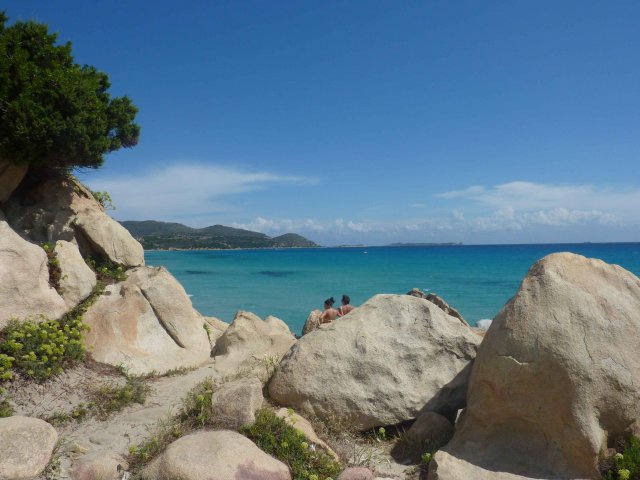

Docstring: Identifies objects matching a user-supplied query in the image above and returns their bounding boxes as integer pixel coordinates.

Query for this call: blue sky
[5,1,639,245]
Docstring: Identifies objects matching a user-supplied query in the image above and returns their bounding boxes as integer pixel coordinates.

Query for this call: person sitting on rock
[319,297,339,324]
[338,294,355,317]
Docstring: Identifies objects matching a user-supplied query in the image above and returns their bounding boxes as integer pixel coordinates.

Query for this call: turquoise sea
[146,244,640,335]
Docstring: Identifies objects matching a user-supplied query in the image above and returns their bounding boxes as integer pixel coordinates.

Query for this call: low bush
[43,243,62,293]
[90,376,149,420]
[603,436,640,480]
[240,408,341,480]
[85,257,126,283]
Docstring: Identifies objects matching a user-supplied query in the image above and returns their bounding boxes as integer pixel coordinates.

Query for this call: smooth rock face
[83,266,211,375]
[142,430,291,480]
[211,377,264,429]
[0,416,58,480]
[0,215,67,328]
[55,240,97,309]
[213,311,297,379]
[0,158,28,202]
[302,309,322,335]
[430,253,640,480]
[269,294,481,430]
[4,175,143,266]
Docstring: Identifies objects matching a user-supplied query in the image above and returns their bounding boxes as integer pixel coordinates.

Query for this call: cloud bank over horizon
[84,163,640,246]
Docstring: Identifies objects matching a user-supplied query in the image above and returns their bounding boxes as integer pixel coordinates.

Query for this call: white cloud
[85,163,315,221]
[435,181,640,218]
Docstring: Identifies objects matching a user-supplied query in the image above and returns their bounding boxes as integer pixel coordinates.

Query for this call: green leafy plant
[240,408,341,480]
[91,190,116,210]
[603,437,640,480]
[90,376,149,420]
[0,12,139,172]
[85,256,126,283]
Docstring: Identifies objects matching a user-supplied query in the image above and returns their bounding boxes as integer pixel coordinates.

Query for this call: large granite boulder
[0,158,28,203]
[4,175,143,266]
[211,377,264,429]
[0,213,67,328]
[142,430,291,480]
[55,240,97,309]
[83,266,211,375]
[430,253,640,480]
[213,311,296,380]
[269,294,481,430]
[0,416,58,480]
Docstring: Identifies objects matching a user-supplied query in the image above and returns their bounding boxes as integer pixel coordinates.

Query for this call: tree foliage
[0,12,139,171]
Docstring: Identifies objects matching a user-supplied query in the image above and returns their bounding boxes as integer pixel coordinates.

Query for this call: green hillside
[120,221,319,250]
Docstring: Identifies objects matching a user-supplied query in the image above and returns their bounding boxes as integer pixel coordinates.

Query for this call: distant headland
[120,220,319,250]
[388,242,464,247]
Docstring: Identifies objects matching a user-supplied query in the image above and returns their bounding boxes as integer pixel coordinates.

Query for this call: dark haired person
[319,297,339,324]
[338,294,355,317]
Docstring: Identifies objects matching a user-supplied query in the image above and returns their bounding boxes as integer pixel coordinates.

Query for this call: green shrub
[91,190,116,210]
[603,437,640,480]
[178,377,215,428]
[90,376,149,420]
[85,257,126,283]
[240,408,341,480]
[0,315,88,380]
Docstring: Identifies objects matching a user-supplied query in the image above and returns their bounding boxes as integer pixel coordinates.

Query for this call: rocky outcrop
[407,288,467,325]
[211,377,264,429]
[269,294,481,430]
[55,240,97,309]
[83,266,211,375]
[4,175,144,266]
[213,311,296,380]
[0,213,67,328]
[200,313,229,349]
[142,430,291,480]
[430,253,640,480]
[0,416,58,480]
[0,158,28,203]
[338,467,374,480]
[302,309,322,335]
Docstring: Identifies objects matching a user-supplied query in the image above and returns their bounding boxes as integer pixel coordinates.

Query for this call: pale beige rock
[55,240,97,309]
[213,310,296,379]
[269,294,481,430]
[275,407,338,459]
[200,313,229,348]
[211,376,263,429]
[72,451,128,480]
[83,266,211,375]
[338,467,374,480]
[0,416,58,480]
[0,158,28,202]
[4,175,143,266]
[0,215,67,328]
[74,209,144,267]
[428,451,540,480]
[430,253,640,480]
[302,309,322,335]
[142,430,291,480]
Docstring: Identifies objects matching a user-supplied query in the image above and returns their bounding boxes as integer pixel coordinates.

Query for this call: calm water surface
[145,244,640,335]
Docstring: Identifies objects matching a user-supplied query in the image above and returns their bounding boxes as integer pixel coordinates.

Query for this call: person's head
[341,294,350,305]
[324,297,335,308]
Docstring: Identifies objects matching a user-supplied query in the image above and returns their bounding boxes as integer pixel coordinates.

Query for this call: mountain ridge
[120,220,319,250]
